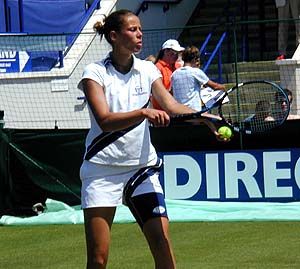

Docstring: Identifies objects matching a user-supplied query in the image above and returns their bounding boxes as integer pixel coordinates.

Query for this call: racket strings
[220,81,289,133]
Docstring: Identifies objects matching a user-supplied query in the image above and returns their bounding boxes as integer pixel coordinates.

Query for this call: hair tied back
[93,14,107,35]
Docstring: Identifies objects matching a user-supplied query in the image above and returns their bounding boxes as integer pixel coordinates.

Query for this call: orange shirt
[152,59,176,110]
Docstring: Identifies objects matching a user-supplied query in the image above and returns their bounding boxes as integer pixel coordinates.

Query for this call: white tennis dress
[78,54,164,208]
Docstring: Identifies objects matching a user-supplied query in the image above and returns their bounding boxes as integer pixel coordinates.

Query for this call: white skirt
[80,160,163,208]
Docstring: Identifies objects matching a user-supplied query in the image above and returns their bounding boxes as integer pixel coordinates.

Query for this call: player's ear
[109,31,117,42]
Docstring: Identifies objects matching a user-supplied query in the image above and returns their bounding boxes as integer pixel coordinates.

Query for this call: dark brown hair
[154,49,164,63]
[182,46,200,63]
[93,9,135,44]
[275,88,293,103]
[283,88,293,103]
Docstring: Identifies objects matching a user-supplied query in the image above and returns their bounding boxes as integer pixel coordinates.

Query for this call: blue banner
[158,148,300,202]
[0,51,31,73]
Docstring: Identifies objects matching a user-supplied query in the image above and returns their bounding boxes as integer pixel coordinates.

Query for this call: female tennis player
[78,9,224,269]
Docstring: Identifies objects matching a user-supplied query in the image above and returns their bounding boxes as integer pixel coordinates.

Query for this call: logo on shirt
[133,86,147,96]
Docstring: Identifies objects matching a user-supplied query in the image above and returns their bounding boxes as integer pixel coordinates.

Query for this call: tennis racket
[171,80,290,134]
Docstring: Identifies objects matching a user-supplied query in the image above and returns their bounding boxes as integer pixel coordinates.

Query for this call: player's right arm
[82,78,170,131]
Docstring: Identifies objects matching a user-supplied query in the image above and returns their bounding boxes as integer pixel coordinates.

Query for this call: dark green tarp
[1,120,300,216]
[0,129,86,216]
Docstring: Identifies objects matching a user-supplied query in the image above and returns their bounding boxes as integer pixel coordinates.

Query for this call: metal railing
[136,0,182,15]
[201,32,227,83]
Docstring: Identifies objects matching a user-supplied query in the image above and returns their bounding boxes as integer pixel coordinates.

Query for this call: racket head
[217,80,290,134]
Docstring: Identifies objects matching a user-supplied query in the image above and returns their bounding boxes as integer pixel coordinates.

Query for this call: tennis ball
[218,126,232,139]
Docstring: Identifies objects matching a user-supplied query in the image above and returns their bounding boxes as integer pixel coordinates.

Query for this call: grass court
[1,221,300,268]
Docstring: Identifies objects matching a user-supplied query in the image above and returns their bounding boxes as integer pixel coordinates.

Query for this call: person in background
[171,45,226,112]
[151,39,185,110]
[276,88,300,119]
[244,100,275,133]
[245,100,275,122]
[275,0,300,60]
[78,9,226,269]
[175,51,184,69]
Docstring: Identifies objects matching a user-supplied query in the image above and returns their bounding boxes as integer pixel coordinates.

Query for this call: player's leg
[126,191,176,269]
[83,207,116,269]
[123,159,175,268]
[143,216,176,269]
[80,161,126,268]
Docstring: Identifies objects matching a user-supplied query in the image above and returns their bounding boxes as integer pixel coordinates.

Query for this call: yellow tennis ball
[218,126,232,139]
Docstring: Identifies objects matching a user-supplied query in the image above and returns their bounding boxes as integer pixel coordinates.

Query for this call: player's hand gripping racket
[171,80,290,134]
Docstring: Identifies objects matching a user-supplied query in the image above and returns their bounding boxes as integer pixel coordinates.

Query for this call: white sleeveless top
[78,54,161,166]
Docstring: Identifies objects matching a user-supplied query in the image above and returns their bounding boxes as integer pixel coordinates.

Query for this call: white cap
[161,39,185,52]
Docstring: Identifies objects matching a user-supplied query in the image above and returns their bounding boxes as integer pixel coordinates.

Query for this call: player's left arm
[151,78,222,138]
[151,78,195,115]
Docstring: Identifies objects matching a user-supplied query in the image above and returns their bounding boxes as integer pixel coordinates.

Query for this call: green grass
[1,222,300,268]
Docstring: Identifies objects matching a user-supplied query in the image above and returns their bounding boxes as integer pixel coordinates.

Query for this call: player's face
[116,15,143,53]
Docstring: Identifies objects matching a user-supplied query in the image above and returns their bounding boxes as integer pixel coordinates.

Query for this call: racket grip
[171,112,202,122]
